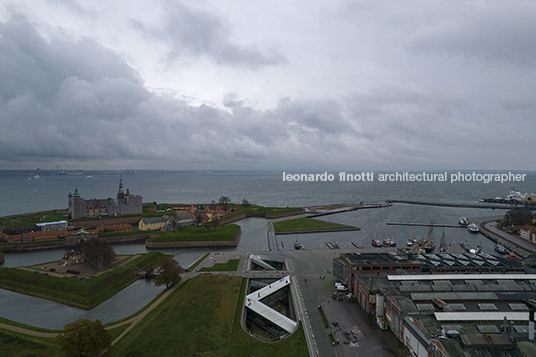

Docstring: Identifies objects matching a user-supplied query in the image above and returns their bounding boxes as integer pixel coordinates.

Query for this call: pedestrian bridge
[245,276,298,333]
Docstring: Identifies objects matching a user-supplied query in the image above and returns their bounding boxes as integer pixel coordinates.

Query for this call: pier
[391,200,523,210]
[385,222,465,228]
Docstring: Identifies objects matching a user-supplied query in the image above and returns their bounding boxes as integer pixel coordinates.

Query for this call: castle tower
[117,176,125,199]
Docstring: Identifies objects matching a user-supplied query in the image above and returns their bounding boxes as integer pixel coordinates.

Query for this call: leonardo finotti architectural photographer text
[282,171,527,184]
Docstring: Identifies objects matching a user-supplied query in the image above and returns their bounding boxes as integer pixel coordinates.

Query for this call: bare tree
[242,199,251,210]
[153,258,183,288]
[75,240,116,270]
[219,196,231,213]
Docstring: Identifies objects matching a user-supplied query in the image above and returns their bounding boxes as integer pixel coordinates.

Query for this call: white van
[336,285,348,291]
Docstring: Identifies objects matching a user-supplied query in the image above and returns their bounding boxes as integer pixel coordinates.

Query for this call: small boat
[382,239,397,247]
[508,253,518,259]
[86,176,93,179]
[407,230,416,246]
[294,239,301,250]
[467,223,479,233]
[459,217,469,226]
[494,244,507,254]
[371,239,382,247]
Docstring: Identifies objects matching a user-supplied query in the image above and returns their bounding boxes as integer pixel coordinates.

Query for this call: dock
[325,242,340,249]
[385,222,465,228]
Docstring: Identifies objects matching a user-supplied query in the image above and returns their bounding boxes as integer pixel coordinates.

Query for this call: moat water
[0,170,534,328]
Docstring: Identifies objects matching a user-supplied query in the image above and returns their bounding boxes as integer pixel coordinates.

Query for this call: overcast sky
[0,0,535,171]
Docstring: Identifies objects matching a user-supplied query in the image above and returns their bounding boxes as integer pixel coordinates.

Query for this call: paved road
[471,216,536,255]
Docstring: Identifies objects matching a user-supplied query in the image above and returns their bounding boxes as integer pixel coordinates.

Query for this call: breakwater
[307,204,390,218]
[275,227,360,235]
[391,200,519,209]
[385,222,464,228]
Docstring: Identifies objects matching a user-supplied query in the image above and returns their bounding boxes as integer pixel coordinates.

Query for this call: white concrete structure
[245,276,298,333]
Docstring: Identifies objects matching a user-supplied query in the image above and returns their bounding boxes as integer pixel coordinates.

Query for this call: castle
[68,177,143,219]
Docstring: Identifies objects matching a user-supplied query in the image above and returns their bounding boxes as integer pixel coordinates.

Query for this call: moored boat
[459,217,469,226]
[494,244,507,254]
[467,223,479,233]
[371,239,382,247]
[294,239,301,250]
[407,230,416,246]
[382,239,396,247]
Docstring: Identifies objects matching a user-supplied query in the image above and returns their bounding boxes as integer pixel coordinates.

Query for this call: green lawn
[146,224,240,242]
[105,274,242,356]
[0,267,139,309]
[0,211,66,228]
[273,217,355,233]
[0,330,61,357]
[128,252,169,270]
[105,275,309,357]
[199,259,240,272]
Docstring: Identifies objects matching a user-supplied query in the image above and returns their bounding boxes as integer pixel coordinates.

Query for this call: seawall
[145,228,241,249]
[275,227,360,235]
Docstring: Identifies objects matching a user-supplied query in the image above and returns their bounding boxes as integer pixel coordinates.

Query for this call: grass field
[105,274,242,356]
[0,330,61,357]
[128,252,169,270]
[0,252,166,309]
[199,259,240,272]
[0,211,65,228]
[146,224,240,242]
[105,274,309,357]
[273,217,355,233]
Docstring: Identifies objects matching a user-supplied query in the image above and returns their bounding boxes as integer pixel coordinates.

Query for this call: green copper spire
[74,186,80,197]
[118,176,124,194]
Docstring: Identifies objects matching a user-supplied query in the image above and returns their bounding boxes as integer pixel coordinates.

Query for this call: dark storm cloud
[130,1,286,68]
[0,14,348,169]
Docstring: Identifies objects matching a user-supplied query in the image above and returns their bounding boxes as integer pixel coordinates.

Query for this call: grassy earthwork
[0,252,167,310]
[273,217,356,233]
[146,224,240,242]
[105,274,309,357]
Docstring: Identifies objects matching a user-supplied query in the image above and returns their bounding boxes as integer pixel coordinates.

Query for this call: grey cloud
[406,2,536,66]
[1,9,535,172]
[130,1,286,68]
